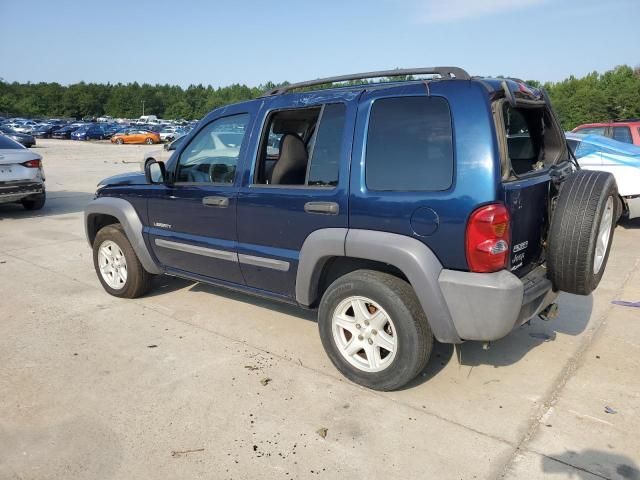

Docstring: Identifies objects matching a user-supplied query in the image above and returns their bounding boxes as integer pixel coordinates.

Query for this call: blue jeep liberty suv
[85,67,618,390]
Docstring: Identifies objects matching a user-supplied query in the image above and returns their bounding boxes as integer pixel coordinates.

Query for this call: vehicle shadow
[401,292,594,388]
[619,217,640,230]
[0,191,92,220]
[146,276,318,322]
[455,292,594,369]
[542,449,639,479]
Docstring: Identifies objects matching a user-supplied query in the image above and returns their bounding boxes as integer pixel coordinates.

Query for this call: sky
[1,0,638,88]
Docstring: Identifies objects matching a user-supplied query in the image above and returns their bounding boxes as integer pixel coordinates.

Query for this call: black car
[0,125,36,147]
[32,125,58,139]
[51,125,79,139]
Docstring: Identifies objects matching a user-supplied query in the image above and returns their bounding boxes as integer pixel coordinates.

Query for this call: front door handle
[202,196,229,208]
[304,201,339,215]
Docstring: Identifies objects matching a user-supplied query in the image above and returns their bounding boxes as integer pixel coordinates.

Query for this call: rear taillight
[22,159,42,168]
[465,204,510,273]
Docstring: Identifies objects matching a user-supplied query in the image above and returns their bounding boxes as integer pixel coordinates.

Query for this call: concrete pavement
[0,139,638,479]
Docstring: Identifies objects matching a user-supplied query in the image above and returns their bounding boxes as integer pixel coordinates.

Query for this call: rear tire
[318,270,433,391]
[93,224,154,298]
[21,191,46,210]
[547,170,617,295]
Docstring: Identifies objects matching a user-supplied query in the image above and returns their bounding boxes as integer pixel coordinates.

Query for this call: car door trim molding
[154,238,238,263]
[238,254,290,272]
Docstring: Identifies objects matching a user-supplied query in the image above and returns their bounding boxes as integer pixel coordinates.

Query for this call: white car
[566,133,640,219]
[158,126,181,142]
[0,134,46,210]
[142,134,187,171]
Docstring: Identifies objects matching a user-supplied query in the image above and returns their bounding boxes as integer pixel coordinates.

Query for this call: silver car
[0,134,46,210]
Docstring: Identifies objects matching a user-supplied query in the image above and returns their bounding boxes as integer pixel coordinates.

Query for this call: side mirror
[163,143,170,151]
[145,160,166,184]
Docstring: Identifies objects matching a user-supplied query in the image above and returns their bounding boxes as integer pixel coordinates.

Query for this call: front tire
[145,137,154,145]
[93,224,154,298]
[115,138,124,145]
[318,270,433,391]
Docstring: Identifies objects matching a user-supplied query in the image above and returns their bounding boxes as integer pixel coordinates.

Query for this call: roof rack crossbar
[264,66,470,96]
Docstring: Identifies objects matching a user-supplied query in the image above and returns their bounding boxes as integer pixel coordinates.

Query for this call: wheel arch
[84,196,163,275]
[296,228,460,343]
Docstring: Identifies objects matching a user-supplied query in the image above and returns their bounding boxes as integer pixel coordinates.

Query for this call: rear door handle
[202,196,229,208]
[304,202,339,215]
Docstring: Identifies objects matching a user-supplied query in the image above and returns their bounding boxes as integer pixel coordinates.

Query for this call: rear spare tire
[547,170,617,295]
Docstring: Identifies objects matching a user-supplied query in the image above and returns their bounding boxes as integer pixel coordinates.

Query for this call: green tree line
[1,65,638,129]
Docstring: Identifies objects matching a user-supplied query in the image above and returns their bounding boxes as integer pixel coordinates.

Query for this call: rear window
[502,103,563,177]
[0,135,24,149]
[612,126,633,144]
[575,126,607,136]
[365,96,453,191]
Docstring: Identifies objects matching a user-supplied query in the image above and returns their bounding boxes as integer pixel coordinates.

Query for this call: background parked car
[0,126,36,147]
[566,132,640,219]
[71,124,107,141]
[51,125,79,139]
[32,124,58,139]
[572,119,640,146]
[142,134,187,170]
[111,129,160,145]
[0,134,46,210]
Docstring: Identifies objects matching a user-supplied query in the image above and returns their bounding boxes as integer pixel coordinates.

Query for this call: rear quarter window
[0,135,24,149]
[612,126,633,144]
[365,96,453,191]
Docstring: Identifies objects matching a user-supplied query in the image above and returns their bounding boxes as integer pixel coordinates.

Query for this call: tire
[318,270,433,391]
[21,191,46,210]
[145,137,154,145]
[547,170,617,296]
[93,224,154,298]
[116,138,124,145]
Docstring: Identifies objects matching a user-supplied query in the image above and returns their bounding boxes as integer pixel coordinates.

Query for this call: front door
[237,98,353,298]
[147,112,252,284]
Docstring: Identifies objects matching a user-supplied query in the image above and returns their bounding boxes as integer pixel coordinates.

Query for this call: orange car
[111,129,160,145]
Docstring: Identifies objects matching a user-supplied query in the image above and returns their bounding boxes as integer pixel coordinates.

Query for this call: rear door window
[612,126,633,144]
[365,96,453,191]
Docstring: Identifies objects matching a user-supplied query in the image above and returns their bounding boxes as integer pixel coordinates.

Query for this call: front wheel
[115,138,124,145]
[318,270,433,391]
[93,224,154,298]
[145,137,154,145]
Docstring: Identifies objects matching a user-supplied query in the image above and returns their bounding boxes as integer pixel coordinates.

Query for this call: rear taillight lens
[465,204,510,273]
[22,159,42,168]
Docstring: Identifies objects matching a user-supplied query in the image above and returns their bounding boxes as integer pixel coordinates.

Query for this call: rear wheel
[21,191,46,210]
[318,270,433,391]
[548,170,617,295]
[93,224,154,298]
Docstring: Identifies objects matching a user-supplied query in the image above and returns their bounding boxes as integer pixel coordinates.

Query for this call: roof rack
[613,118,640,123]
[263,67,471,96]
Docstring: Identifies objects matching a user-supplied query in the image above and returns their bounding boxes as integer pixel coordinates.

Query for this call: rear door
[236,97,353,298]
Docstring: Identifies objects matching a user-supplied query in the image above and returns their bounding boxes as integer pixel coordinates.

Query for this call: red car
[572,119,640,146]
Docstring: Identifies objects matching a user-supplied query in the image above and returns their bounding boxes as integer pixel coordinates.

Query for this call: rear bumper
[438,265,558,341]
[0,181,44,204]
